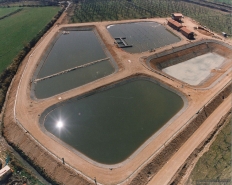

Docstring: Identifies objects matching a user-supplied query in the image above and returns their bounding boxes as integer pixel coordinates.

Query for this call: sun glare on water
[56,121,63,128]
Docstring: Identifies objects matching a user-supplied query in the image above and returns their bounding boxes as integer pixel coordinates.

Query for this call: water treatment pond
[42,78,184,164]
[107,22,180,53]
[162,53,225,86]
[33,29,116,99]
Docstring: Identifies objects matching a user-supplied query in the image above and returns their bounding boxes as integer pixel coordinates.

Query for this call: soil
[175,113,232,185]
[197,29,214,36]
[147,94,232,185]
[1,15,232,185]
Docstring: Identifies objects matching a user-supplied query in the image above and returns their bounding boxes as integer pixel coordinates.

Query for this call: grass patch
[205,0,232,5]
[188,115,231,184]
[0,6,60,74]
[0,7,20,17]
[0,1,58,7]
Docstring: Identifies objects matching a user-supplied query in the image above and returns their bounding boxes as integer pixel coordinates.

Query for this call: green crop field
[0,7,20,18]
[205,0,232,5]
[188,116,231,184]
[71,0,232,37]
[0,1,57,7]
[0,6,60,73]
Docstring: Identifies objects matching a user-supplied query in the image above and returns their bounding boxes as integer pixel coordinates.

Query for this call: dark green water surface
[43,79,184,164]
[35,60,114,99]
[107,22,180,53]
[38,30,107,78]
[34,30,115,99]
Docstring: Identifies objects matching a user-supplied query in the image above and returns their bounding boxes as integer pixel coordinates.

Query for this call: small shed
[222,32,227,37]
[171,13,183,22]
[180,27,194,39]
[167,19,182,31]
[0,165,12,181]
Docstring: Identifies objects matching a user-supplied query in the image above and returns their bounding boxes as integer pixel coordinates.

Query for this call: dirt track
[2,17,232,185]
[148,94,232,185]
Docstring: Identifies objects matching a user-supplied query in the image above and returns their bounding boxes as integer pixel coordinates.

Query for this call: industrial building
[167,19,182,31]
[0,165,12,182]
[180,27,194,39]
[171,13,183,22]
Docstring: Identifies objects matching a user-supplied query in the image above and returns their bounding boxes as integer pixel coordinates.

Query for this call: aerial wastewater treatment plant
[2,15,232,185]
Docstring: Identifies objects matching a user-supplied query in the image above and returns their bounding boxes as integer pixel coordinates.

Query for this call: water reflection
[56,121,63,128]
[107,22,180,53]
[34,30,115,98]
[43,79,184,164]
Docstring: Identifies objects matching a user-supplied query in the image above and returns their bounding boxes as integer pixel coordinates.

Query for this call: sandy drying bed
[148,39,232,89]
[162,53,225,85]
[2,17,232,185]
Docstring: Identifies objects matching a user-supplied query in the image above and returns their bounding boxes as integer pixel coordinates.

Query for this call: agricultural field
[72,0,232,36]
[0,5,62,184]
[0,0,56,6]
[187,116,231,184]
[0,6,60,74]
[205,0,232,5]
[0,7,20,18]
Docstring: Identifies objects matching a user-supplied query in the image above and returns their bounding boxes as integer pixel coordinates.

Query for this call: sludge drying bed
[40,77,185,165]
[163,53,225,86]
[32,27,117,99]
[147,40,232,86]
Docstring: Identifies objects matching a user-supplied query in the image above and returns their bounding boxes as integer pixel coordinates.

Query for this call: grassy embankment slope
[188,116,231,184]
[0,6,60,74]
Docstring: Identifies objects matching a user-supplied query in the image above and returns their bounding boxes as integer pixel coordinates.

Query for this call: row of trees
[72,0,151,23]
[132,0,232,34]
[0,8,21,20]
[0,0,59,6]
[72,0,232,35]
[0,7,65,112]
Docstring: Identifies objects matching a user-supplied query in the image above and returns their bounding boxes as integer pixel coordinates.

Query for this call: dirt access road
[2,17,232,185]
[148,94,232,185]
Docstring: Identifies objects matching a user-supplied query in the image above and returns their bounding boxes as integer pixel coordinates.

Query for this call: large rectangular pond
[107,22,180,53]
[33,28,117,99]
[162,53,225,85]
[41,78,184,164]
